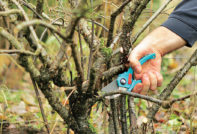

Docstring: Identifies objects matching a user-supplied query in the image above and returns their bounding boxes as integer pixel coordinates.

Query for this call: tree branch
[78,19,100,53]
[147,48,197,120]
[102,64,125,80]
[15,19,68,42]
[0,26,74,129]
[0,9,22,16]
[0,27,23,50]
[120,0,150,55]
[88,20,109,32]
[70,42,84,89]
[20,0,43,19]
[30,75,50,134]
[110,99,120,134]
[36,0,44,15]
[12,0,42,53]
[97,90,162,105]
[131,0,172,44]
[170,92,197,105]
[0,49,35,55]
[106,0,131,47]
[120,96,128,134]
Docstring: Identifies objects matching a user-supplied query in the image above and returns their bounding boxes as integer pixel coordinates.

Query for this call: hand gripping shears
[101,53,156,99]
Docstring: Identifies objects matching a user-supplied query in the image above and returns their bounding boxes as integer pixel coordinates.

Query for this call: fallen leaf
[21,93,36,106]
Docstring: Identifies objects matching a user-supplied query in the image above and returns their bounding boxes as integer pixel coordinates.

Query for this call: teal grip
[117,53,156,92]
[139,53,156,65]
[128,80,142,92]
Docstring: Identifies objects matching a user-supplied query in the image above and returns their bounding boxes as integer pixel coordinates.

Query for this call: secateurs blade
[101,53,156,99]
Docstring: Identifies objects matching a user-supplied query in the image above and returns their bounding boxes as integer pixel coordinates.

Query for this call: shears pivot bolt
[120,78,126,85]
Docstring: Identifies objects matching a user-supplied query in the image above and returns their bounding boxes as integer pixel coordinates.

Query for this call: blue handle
[117,53,156,91]
[139,53,156,65]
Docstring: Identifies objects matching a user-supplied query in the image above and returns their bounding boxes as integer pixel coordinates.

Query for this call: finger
[132,83,143,93]
[140,74,150,95]
[148,72,157,90]
[128,53,142,74]
[155,71,163,87]
[134,72,142,80]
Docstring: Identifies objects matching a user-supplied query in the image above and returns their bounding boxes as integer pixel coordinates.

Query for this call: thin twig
[170,92,197,105]
[147,48,197,120]
[40,17,64,41]
[20,0,67,27]
[0,49,35,55]
[131,0,173,45]
[87,0,94,80]
[78,19,100,53]
[70,42,84,83]
[50,88,76,134]
[20,0,43,19]
[30,75,50,134]
[78,26,84,70]
[87,19,109,32]
[98,90,162,105]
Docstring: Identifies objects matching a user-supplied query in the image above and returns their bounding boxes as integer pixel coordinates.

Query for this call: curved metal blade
[101,80,120,99]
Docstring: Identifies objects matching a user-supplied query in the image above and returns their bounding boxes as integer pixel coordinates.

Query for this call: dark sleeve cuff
[162,17,197,47]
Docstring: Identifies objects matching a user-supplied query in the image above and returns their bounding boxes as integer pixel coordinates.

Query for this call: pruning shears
[101,53,156,99]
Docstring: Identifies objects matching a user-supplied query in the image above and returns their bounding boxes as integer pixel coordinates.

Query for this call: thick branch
[120,0,150,55]
[102,64,125,80]
[106,0,131,47]
[0,27,23,49]
[110,99,120,134]
[120,96,128,134]
[36,0,44,15]
[15,19,68,42]
[0,9,21,16]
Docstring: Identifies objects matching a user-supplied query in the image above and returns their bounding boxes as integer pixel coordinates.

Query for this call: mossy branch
[0,9,22,16]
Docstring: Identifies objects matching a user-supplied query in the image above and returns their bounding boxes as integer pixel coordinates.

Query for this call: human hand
[127,27,186,94]
[128,45,163,95]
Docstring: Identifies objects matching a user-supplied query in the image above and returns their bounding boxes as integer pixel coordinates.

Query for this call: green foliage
[100,47,112,61]
[100,38,112,62]
[88,118,98,134]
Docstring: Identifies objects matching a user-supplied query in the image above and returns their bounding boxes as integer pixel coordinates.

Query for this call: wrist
[139,26,186,57]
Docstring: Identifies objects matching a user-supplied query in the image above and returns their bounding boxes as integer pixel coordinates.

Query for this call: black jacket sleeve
[162,0,197,47]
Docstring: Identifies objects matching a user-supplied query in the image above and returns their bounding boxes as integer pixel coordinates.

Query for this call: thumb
[128,52,142,74]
